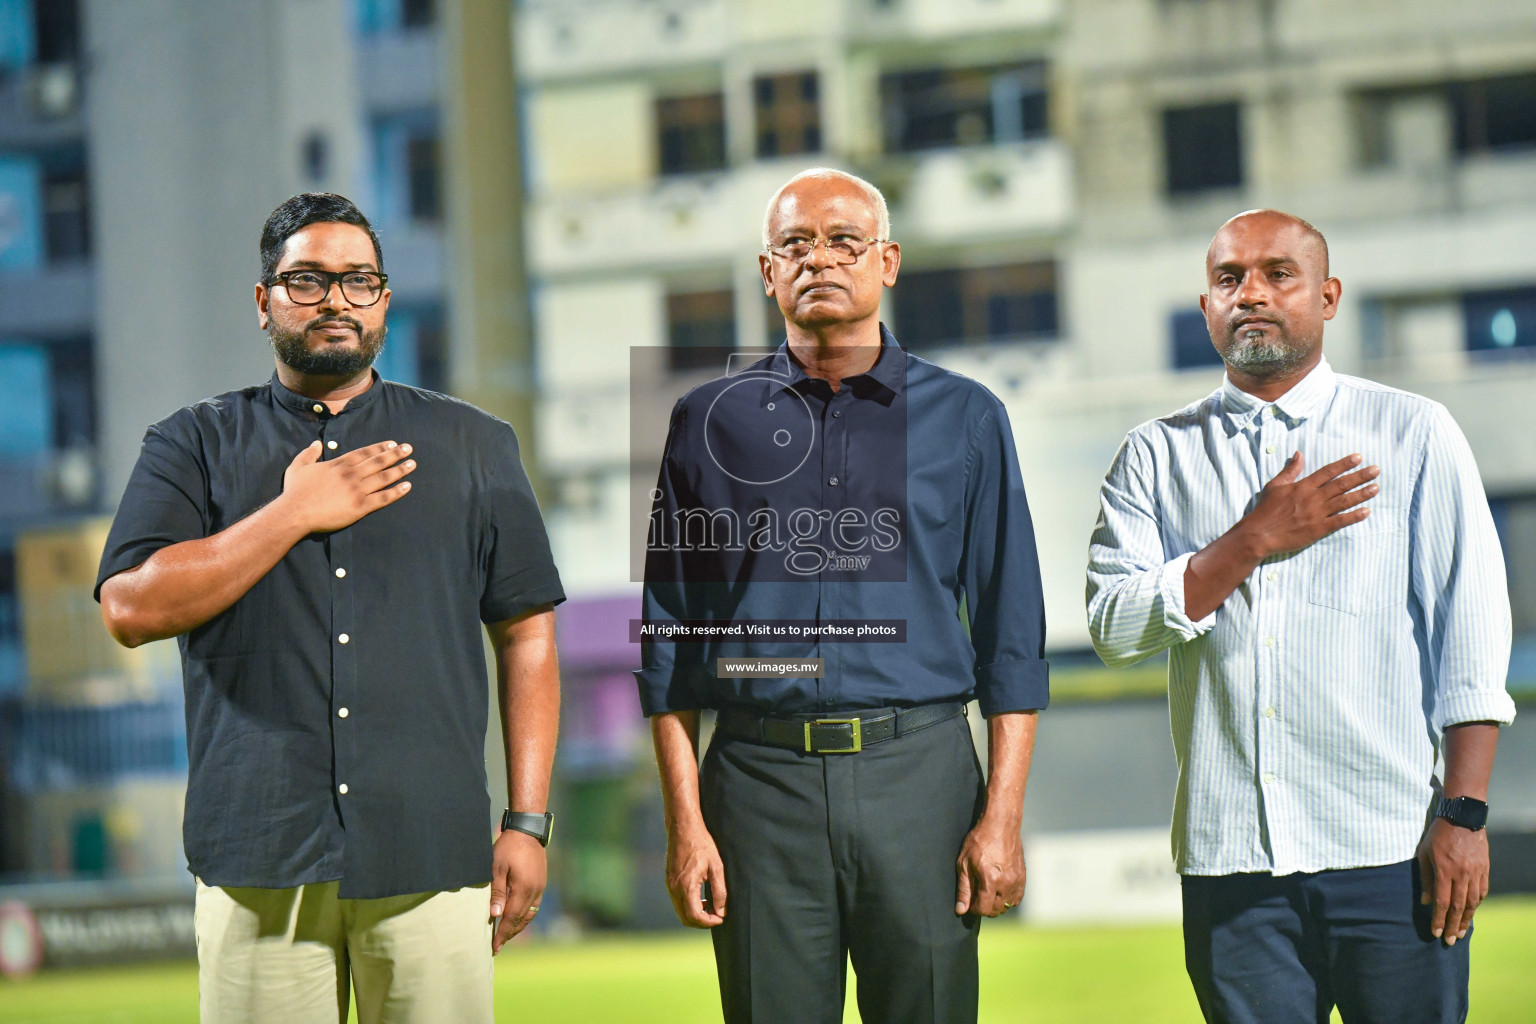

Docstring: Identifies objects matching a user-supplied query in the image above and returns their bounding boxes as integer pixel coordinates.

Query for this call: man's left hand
[955,816,1025,917]
[490,828,547,954]
[1417,816,1489,946]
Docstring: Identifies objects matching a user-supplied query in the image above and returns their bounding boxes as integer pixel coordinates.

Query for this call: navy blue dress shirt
[95,372,565,899]
[637,326,1048,718]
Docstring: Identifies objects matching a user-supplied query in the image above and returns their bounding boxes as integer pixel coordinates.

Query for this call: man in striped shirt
[1087,209,1514,1024]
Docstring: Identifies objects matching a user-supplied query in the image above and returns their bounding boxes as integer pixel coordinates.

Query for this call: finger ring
[1003,901,1015,909]
[527,905,540,916]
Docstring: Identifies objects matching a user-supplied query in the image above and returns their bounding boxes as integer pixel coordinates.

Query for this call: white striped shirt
[1086,358,1516,876]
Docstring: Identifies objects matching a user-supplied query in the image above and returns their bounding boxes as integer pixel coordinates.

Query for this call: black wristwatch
[1435,795,1488,831]
[501,809,555,847]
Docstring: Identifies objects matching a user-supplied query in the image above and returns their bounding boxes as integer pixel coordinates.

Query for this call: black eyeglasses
[268,269,388,307]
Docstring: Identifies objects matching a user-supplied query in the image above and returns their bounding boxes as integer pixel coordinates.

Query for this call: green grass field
[3,896,1533,1023]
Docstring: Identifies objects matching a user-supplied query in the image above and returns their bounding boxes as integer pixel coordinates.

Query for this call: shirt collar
[269,369,383,419]
[1220,356,1336,430]
[765,323,907,399]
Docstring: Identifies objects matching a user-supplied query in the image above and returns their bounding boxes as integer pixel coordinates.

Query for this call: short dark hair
[259,193,385,282]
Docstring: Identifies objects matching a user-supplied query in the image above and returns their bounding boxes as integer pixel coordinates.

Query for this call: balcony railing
[529,143,1073,275]
[516,0,1058,80]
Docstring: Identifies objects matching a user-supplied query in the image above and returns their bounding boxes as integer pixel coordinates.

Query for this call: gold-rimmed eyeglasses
[763,235,887,265]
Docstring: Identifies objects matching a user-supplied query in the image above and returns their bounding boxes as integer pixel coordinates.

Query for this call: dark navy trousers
[1182,860,1470,1024]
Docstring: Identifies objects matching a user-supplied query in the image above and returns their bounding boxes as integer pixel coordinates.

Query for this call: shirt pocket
[1307,507,1406,615]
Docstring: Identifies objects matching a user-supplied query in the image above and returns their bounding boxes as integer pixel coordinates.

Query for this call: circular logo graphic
[702,373,816,486]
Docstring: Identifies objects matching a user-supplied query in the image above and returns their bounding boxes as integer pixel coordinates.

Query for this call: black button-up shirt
[95,372,564,899]
[638,326,1048,718]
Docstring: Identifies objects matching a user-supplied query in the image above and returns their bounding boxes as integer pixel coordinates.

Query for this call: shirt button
[312,403,324,414]
[1264,637,1275,648]
[1262,773,1276,784]
[338,707,349,718]
[1265,445,1277,455]
[338,633,350,644]
[338,783,349,795]
[828,476,839,486]
[832,410,841,418]
[327,440,338,450]
[1266,571,1277,582]
[1263,706,1276,718]
[335,567,346,578]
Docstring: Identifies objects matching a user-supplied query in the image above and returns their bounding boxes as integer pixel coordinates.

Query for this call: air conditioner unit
[29,63,79,118]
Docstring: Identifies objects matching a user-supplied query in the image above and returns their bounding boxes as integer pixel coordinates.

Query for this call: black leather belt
[714,702,965,755]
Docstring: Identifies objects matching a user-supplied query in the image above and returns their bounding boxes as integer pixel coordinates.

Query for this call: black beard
[270,315,386,377]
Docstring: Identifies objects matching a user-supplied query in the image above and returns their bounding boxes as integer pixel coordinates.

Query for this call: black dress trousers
[700,712,987,1024]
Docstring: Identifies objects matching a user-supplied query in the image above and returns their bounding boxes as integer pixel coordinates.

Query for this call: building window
[375,303,445,390]
[413,305,448,394]
[0,155,44,270]
[657,93,727,176]
[0,343,51,455]
[755,72,821,158]
[1170,310,1222,369]
[42,159,88,261]
[372,113,441,228]
[49,336,94,449]
[1163,102,1243,195]
[0,337,96,453]
[405,134,440,221]
[881,62,1048,153]
[0,546,19,695]
[33,0,80,64]
[400,0,435,29]
[896,261,1057,351]
[667,288,735,372]
[301,132,329,183]
[356,0,434,33]
[1463,286,1536,355]
[1453,72,1536,155]
[0,0,31,72]
[1354,87,1451,169]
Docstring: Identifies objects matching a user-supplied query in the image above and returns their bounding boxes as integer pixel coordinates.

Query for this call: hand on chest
[1166,425,1409,552]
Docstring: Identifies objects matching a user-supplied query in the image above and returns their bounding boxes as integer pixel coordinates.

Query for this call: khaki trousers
[194,879,494,1024]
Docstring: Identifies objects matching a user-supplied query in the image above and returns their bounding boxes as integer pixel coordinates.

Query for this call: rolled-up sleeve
[635,400,709,716]
[1409,404,1516,729]
[959,404,1048,716]
[1086,432,1215,668]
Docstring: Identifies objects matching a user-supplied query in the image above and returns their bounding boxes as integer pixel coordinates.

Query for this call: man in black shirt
[96,193,564,1023]
[640,168,1049,1023]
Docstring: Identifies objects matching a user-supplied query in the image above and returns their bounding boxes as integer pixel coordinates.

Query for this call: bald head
[1207,209,1329,279]
[762,168,890,248]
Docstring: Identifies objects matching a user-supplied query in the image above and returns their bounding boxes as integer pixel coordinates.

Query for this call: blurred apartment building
[520,0,1536,922]
[0,0,452,887]
[0,0,1533,925]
